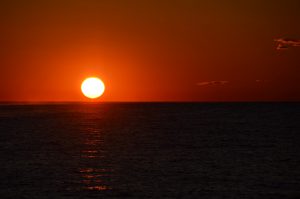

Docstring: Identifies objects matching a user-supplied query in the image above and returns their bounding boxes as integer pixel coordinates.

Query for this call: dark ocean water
[0,103,299,198]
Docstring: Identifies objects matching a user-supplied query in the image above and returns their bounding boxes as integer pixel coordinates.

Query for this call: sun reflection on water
[77,112,112,192]
[79,167,112,191]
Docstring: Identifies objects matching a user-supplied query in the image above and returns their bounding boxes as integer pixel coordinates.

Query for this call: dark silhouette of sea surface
[0,103,299,198]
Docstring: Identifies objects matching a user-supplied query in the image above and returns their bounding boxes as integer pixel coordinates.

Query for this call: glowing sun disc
[81,77,105,99]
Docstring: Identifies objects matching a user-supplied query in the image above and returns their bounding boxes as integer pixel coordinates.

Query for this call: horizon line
[0,100,299,105]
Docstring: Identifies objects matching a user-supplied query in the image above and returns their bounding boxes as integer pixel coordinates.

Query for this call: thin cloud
[197,81,228,86]
[275,38,300,50]
[255,80,269,83]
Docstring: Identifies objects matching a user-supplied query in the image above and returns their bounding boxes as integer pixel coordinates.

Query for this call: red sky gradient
[1,0,300,102]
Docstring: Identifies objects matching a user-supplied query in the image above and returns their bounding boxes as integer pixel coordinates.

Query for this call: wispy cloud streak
[197,81,228,86]
[255,80,269,83]
[275,38,300,50]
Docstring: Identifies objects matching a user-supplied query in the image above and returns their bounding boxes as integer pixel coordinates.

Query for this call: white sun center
[81,77,105,99]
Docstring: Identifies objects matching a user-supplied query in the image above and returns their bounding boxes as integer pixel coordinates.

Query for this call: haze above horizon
[1,0,300,102]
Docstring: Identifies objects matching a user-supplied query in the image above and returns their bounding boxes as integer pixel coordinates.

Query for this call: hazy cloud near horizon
[255,80,269,83]
[196,80,270,87]
[197,81,229,86]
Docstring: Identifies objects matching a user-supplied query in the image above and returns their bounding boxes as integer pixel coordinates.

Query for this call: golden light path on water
[78,107,112,192]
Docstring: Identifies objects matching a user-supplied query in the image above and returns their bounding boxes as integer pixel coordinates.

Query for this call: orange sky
[1,0,300,102]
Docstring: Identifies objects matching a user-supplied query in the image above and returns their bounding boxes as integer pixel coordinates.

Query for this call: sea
[0,103,299,198]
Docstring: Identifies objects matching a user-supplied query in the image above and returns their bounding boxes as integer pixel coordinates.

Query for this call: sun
[81,77,105,99]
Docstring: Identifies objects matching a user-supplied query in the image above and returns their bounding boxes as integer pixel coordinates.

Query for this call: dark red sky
[1,0,300,102]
